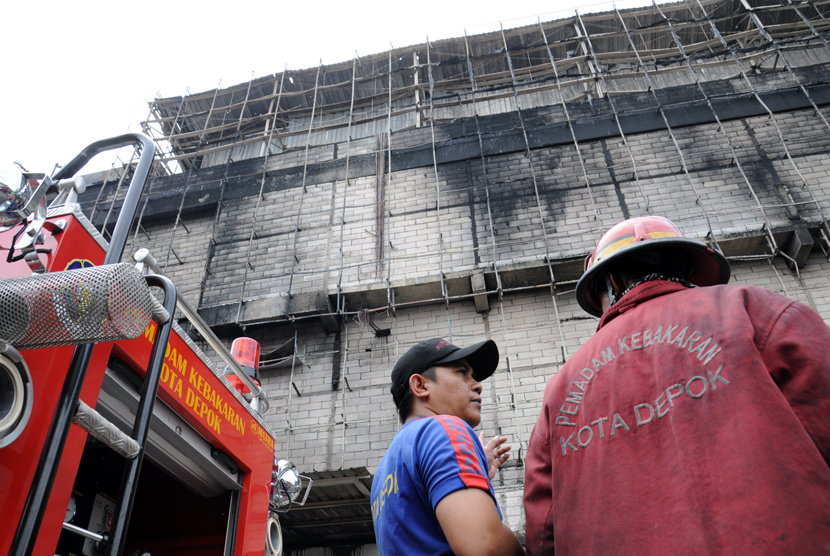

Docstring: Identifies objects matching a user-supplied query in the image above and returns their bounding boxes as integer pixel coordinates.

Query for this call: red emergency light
[224,337,261,395]
[231,337,260,373]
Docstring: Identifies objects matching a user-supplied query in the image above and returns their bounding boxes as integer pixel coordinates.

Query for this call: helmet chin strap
[602,274,618,308]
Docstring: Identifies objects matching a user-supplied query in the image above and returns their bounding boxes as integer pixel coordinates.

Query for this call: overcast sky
[2,0,650,174]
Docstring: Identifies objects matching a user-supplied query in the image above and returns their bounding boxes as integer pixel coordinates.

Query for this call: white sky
[2,0,651,174]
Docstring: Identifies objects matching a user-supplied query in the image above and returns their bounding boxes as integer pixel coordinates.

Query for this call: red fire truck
[0,134,306,556]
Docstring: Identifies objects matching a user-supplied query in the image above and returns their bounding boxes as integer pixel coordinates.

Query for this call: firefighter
[371,337,525,556]
[523,216,830,555]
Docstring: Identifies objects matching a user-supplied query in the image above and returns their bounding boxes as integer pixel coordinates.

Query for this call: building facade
[79,0,830,551]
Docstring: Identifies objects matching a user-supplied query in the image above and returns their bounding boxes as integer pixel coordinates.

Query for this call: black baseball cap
[390,338,499,404]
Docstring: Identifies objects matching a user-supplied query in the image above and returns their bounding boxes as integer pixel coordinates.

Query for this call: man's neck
[405,405,438,423]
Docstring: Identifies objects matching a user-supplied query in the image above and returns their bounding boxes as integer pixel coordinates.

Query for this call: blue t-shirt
[371,415,501,555]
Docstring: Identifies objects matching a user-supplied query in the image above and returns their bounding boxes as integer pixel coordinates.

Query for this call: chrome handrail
[133,248,268,414]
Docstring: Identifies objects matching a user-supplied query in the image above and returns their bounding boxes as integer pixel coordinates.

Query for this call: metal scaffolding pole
[215,87,236,144]
[784,0,830,257]
[374,47,392,279]
[463,30,504,291]
[568,16,652,220]
[577,9,721,250]
[426,37,454,339]
[231,68,290,321]
[728,0,830,252]
[285,61,323,301]
[385,45,397,345]
[88,177,109,229]
[739,0,830,130]
[664,0,827,267]
[165,96,186,149]
[195,72,258,308]
[98,150,138,241]
[537,17,648,219]
[336,54,359,317]
[498,22,571,405]
[464,28,521,381]
[286,328,300,437]
[498,24,572,363]
[787,0,830,49]
[163,84,221,272]
[616,6,775,258]
[129,101,180,248]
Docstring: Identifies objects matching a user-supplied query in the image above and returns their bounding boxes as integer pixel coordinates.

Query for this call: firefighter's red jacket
[524,281,830,555]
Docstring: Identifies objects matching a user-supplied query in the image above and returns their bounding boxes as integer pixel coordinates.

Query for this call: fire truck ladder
[8,134,180,556]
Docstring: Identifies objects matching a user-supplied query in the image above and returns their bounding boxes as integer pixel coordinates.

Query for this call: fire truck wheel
[266,512,283,556]
[0,347,33,448]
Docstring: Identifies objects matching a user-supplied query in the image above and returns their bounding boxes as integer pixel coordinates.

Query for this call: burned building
[79,0,830,551]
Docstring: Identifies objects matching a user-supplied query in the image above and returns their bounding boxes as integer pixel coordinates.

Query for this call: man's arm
[761,299,830,461]
[523,390,555,556]
[435,488,525,556]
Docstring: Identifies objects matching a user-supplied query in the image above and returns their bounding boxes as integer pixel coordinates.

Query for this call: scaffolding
[141,0,830,171]
[123,0,830,332]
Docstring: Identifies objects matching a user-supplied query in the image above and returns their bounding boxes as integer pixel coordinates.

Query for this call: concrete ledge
[195,223,825,329]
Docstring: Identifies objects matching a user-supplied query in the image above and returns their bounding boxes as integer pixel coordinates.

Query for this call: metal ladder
[7,134,179,556]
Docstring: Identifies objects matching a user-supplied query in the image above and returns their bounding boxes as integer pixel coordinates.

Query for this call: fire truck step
[72,399,140,459]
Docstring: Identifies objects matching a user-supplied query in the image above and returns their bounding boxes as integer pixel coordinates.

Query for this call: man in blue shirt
[371,337,525,556]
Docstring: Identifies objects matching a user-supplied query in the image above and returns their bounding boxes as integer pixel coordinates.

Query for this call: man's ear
[409,373,431,400]
[609,272,625,296]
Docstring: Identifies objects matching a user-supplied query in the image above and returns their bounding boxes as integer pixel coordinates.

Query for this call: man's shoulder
[724,283,793,302]
[662,282,789,304]
[379,416,487,489]
[398,415,472,443]
[698,283,796,319]
[395,416,481,465]
[385,417,451,457]
[616,282,794,324]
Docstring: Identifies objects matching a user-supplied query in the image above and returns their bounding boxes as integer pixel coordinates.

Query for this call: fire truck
[0,134,307,556]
